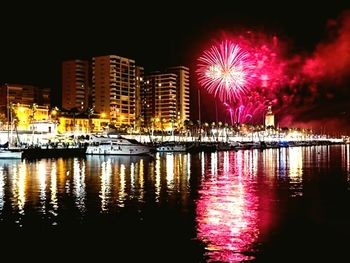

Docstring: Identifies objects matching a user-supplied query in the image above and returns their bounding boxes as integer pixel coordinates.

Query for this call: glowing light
[130,162,135,191]
[50,162,58,221]
[288,147,303,197]
[139,158,144,201]
[0,166,4,213]
[37,161,47,214]
[73,159,86,213]
[211,152,218,176]
[197,41,254,102]
[155,153,161,202]
[196,152,259,262]
[100,159,112,212]
[117,164,126,207]
[166,154,174,188]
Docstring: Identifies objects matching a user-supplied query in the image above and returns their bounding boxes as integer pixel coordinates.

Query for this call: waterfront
[1,145,350,261]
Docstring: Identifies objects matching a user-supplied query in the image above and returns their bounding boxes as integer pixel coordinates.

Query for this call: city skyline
[1,3,350,133]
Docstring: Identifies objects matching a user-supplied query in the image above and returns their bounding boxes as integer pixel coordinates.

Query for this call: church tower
[265,106,275,127]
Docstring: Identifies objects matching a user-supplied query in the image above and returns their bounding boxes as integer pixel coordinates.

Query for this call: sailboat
[0,86,22,159]
[0,144,22,159]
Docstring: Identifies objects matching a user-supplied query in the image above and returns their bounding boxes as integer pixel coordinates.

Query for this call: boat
[156,141,187,152]
[0,142,22,159]
[86,134,151,155]
[0,148,22,159]
[21,143,87,159]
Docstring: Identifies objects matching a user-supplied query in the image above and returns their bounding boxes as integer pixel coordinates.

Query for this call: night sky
[1,2,350,134]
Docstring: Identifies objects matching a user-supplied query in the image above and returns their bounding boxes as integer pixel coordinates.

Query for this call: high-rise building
[143,66,190,129]
[92,55,136,126]
[265,106,275,127]
[0,83,50,119]
[135,66,144,127]
[144,73,177,129]
[167,66,190,125]
[62,60,89,111]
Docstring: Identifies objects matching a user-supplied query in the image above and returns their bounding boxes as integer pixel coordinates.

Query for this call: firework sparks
[197,41,255,102]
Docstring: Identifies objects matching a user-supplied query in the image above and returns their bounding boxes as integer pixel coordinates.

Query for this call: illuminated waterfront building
[144,73,177,130]
[143,66,190,129]
[167,66,190,126]
[135,66,144,129]
[62,60,89,111]
[92,55,136,127]
[265,106,275,127]
[56,114,109,134]
[0,83,50,120]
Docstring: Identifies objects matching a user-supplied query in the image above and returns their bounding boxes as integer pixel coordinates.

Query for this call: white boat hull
[86,145,150,155]
[156,145,187,152]
[86,134,151,155]
[0,150,22,159]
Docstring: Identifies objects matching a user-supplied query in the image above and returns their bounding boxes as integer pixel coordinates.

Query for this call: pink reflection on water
[196,152,259,262]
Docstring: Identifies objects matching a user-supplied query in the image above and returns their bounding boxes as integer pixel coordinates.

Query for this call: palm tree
[87,107,94,133]
[30,103,38,143]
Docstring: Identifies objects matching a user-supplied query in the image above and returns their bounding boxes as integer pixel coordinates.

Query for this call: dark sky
[1,2,350,132]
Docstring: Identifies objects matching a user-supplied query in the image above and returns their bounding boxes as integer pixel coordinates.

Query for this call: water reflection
[0,160,18,214]
[87,155,155,212]
[196,151,259,262]
[155,154,161,201]
[0,165,4,213]
[73,159,86,214]
[288,147,303,197]
[50,162,58,221]
[37,161,47,214]
[17,161,26,216]
[100,157,112,212]
[153,152,191,205]
[0,146,348,261]
[341,144,350,188]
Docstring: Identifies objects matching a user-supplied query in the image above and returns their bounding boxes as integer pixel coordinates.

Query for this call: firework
[197,41,255,102]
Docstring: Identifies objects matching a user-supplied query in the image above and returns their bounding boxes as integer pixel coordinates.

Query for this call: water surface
[1,145,350,262]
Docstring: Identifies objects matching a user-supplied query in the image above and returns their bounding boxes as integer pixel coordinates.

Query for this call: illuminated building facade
[144,73,177,129]
[135,66,144,128]
[56,115,109,133]
[62,60,89,111]
[265,106,275,127]
[0,84,50,120]
[143,66,190,129]
[14,104,49,130]
[167,66,190,126]
[92,55,136,126]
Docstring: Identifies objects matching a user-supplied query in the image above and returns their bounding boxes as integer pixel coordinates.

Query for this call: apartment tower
[62,60,89,111]
[135,66,144,127]
[144,73,177,129]
[167,66,190,125]
[92,55,136,126]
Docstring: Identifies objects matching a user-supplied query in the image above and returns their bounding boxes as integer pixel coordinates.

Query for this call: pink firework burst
[197,41,255,102]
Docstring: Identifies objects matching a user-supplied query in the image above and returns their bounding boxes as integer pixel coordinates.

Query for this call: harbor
[0,127,346,159]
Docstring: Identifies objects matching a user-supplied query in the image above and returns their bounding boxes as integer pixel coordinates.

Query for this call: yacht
[0,148,22,159]
[156,141,187,152]
[86,134,151,155]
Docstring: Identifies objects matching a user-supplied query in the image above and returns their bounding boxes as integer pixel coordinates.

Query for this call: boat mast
[6,85,10,145]
[198,89,201,141]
